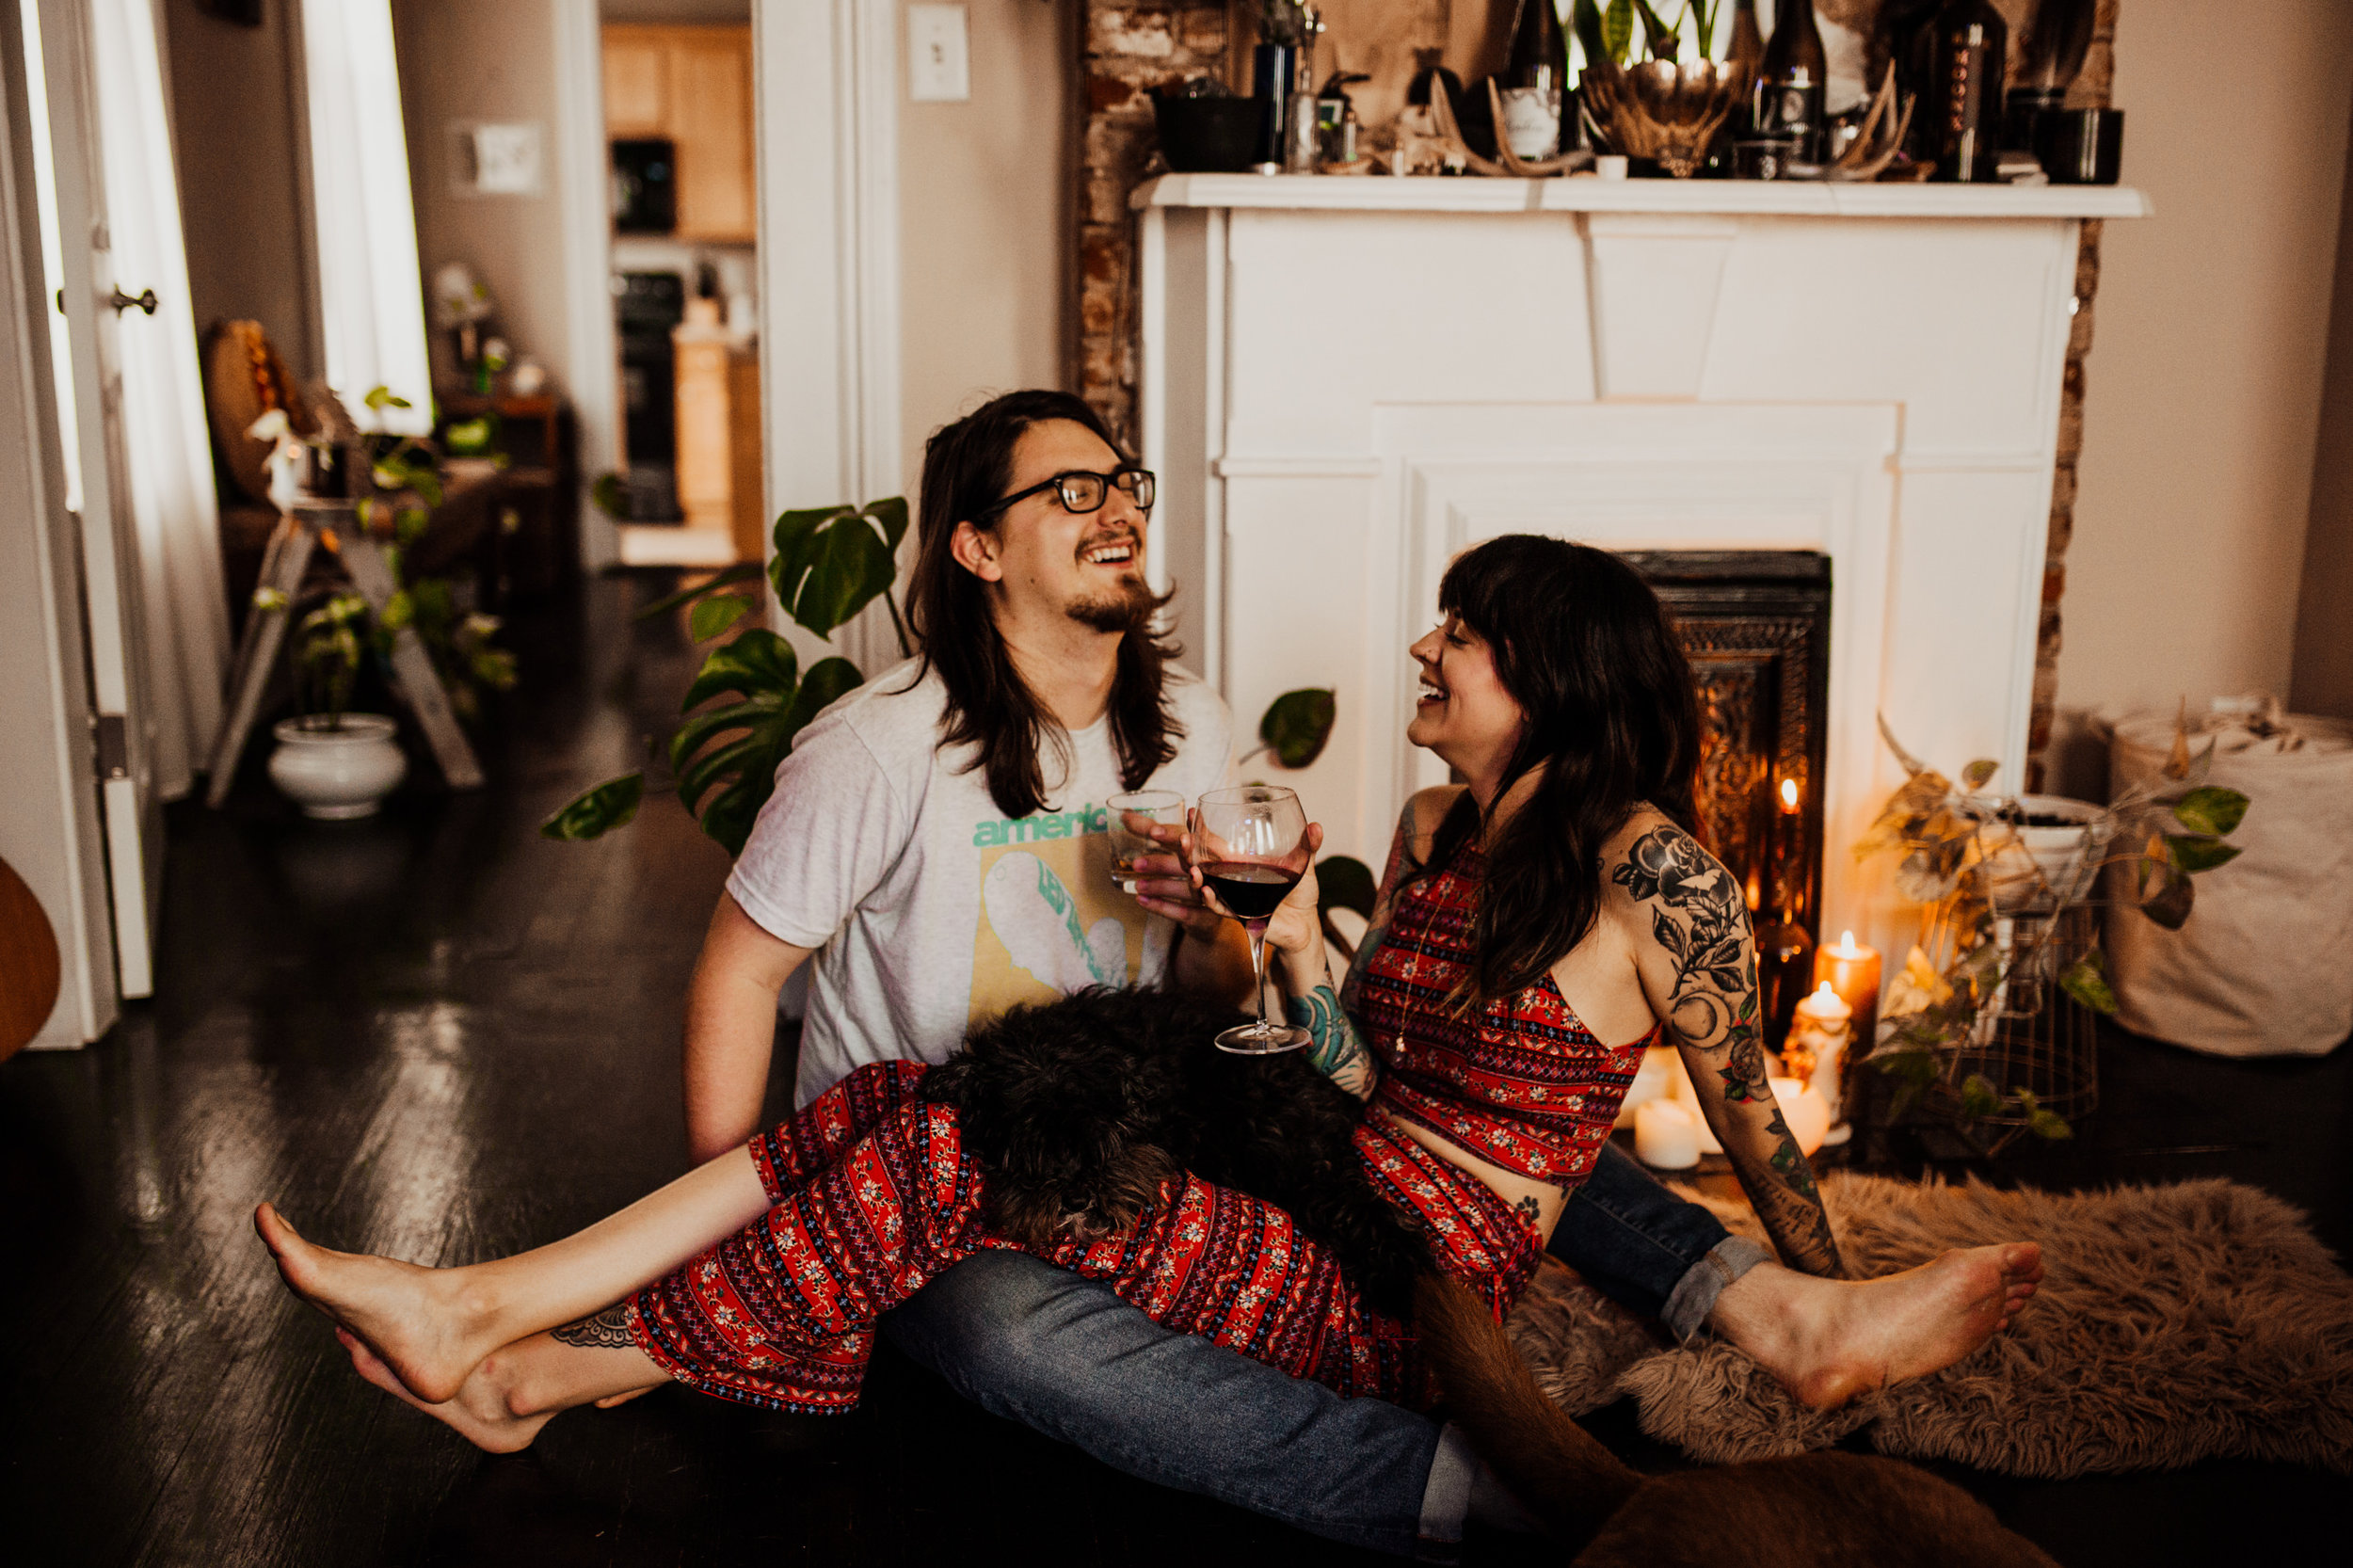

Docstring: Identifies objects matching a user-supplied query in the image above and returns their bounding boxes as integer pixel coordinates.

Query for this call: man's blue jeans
[879,1141,1768,1558]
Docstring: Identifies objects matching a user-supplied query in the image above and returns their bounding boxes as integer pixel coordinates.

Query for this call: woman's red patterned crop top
[1351,838,1652,1186]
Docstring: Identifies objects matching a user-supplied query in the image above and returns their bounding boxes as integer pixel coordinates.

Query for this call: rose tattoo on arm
[1615,825,1846,1277]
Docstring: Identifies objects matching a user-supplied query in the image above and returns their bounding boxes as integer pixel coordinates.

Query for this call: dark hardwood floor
[3,578,2345,1565]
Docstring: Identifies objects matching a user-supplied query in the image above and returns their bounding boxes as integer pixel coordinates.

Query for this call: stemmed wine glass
[1193,784,1313,1055]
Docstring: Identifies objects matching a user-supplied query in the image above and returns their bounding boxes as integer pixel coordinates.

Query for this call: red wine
[1203,862,1300,920]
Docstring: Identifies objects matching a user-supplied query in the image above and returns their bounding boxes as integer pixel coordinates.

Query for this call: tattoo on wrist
[552,1302,635,1350]
[1284,984,1376,1090]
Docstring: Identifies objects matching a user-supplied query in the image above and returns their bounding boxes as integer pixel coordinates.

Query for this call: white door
[26,0,162,998]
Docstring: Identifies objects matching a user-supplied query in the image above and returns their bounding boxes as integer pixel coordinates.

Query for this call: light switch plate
[906,4,969,103]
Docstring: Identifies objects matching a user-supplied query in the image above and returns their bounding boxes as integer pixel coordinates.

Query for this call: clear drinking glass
[1192,784,1313,1055]
[1107,790,1186,894]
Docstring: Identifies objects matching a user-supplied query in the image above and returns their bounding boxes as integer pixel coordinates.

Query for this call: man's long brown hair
[900,391,1182,819]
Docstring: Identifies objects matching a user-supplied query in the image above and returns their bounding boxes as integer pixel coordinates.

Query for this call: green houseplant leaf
[1603,0,1636,63]
[688,593,756,642]
[633,560,764,622]
[2165,834,2243,874]
[539,773,645,840]
[1961,759,1999,790]
[2058,951,2119,1015]
[2172,786,2249,837]
[682,629,798,712]
[1260,688,1337,769]
[1959,1072,2001,1120]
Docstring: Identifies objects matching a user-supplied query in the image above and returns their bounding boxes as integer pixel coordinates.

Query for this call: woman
[256,536,2041,1449]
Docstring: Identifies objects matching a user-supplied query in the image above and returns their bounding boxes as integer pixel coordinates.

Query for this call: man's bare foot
[337,1328,552,1453]
[1713,1243,2044,1410]
[254,1203,496,1403]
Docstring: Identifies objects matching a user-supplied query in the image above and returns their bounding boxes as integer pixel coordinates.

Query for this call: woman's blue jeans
[878,1141,1767,1559]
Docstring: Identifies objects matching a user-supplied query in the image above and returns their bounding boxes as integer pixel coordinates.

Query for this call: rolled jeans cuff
[1414,1422,1478,1562]
[1660,1236,1774,1343]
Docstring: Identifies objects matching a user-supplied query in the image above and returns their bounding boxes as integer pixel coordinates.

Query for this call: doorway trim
[557,1,903,596]
[754,0,902,669]
[552,0,619,569]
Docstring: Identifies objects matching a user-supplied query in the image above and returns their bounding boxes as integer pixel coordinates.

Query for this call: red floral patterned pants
[626,1062,1545,1414]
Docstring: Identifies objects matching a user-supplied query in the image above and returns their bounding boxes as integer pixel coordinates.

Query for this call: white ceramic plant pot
[268,714,407,819]
[1981,793,2115,912]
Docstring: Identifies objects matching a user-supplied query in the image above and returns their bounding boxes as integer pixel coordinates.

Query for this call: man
[675,390,2023,1559]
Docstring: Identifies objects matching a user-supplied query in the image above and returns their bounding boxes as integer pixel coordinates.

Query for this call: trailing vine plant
[1857,714,2250,1147]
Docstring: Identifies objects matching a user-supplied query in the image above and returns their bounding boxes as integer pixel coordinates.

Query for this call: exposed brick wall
[2025,0,2119,792]
[1072,4,1240,442]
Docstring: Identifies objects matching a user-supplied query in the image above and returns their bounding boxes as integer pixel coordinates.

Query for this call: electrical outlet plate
[906,4,969,104]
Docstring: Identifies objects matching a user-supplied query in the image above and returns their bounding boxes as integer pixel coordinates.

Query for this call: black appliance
[612,138,677,234]
[616,270,685,520]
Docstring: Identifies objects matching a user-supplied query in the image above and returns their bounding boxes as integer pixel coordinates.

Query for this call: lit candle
[1787,981,1853,1142]
[1779,776,1801,814]
[1634,1098,1702,1170]
[1769,1076,1833,1156]
[1813,929,1881,1060]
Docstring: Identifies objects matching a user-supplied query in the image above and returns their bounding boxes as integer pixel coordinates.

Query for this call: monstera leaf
[539,497,910,848]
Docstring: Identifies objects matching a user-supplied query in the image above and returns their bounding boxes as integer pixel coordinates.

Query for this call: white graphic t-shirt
[726,658,1234,1107]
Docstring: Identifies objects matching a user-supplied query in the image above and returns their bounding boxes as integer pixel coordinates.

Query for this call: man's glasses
[979,466,1155,521]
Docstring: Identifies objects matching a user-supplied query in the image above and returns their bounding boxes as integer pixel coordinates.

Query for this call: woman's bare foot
[254,1203,498,1403]
[1712,1242,2044,1410]
[338,1328,552,1453]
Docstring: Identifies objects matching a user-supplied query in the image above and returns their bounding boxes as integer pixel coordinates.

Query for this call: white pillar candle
[1634,1098,1702,1170]
[1788,981,1854,1133]
[1769,1076,1833,1157]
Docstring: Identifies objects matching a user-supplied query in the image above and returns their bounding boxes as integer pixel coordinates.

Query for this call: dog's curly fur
[922,985,1432,1318]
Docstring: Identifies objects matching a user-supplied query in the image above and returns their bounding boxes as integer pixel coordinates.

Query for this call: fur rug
[1507,1174,2353,1479]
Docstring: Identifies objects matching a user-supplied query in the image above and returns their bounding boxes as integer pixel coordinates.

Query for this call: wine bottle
[1756,1,1828,164]
[1928,0,2007,182]
[1498,0,1568,162]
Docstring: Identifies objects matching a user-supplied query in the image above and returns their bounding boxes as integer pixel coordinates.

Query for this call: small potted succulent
[265,590,407,819]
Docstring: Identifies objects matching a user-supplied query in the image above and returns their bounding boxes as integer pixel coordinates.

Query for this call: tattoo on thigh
[551,1302,635,1350]
[1513,1194,1542,1227]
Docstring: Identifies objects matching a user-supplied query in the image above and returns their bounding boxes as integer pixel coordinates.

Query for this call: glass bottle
[1929,0,2007,182]
[1756,1,1828,164]
[1498,0,1568,161]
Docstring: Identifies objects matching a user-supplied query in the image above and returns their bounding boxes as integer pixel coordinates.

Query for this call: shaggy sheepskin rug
[1505,1174,2353,1478]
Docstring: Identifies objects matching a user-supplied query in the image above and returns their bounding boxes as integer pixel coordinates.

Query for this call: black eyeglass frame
[975,466,1156,522]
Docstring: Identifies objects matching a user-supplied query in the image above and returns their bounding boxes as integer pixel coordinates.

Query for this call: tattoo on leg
[551,1302,635,1350]
[1513,1194,1542,1228]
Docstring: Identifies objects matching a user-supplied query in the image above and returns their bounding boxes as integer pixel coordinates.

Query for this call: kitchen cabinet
[600,24,753,244]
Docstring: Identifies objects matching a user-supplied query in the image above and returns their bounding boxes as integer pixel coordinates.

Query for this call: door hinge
[94,712,128,779]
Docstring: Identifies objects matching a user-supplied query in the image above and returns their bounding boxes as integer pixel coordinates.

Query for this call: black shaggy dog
[922,985,2058,1568]
[922,984,1430,1318]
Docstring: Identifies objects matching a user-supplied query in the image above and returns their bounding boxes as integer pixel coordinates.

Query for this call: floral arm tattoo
[1614,824,1846,1278]
[1285,983,1378,1099]
[551,1302,635,1349]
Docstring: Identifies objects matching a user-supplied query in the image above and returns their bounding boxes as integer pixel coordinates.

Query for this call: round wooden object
[0,855,62,1061]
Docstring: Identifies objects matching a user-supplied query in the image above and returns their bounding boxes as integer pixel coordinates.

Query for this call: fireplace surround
[1132,175,2146,960]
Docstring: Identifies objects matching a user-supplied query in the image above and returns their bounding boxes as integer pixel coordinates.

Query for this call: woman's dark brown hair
[901,390,1182,819]
[1413,535,1703,1005]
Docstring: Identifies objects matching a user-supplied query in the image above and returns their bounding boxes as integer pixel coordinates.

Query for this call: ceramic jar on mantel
[268,714,407,819]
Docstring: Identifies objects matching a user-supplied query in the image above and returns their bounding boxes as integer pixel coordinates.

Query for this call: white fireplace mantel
[1132,172,2148,952]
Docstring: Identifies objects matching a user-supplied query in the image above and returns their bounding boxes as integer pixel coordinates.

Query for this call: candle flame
[1814,981,1841,1002]
[1840,929,1856,951]
[1779,777,1800,810]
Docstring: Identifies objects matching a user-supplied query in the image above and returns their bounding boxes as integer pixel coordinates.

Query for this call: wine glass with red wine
[1192,784,1313,1055]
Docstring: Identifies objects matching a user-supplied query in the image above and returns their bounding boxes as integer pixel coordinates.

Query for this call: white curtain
[297,0,432,436]
[88,0,230,799]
